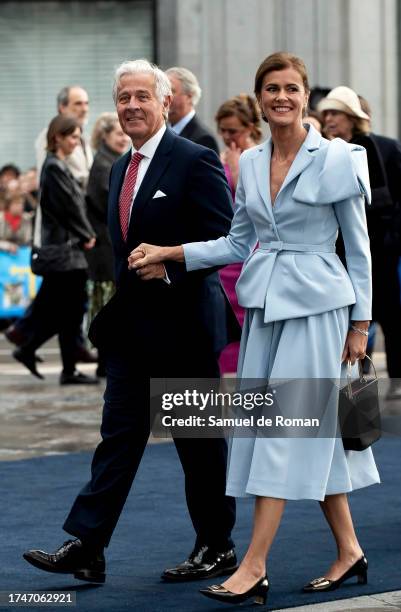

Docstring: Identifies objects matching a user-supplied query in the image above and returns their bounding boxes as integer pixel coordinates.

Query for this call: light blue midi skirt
[226,307,380,501]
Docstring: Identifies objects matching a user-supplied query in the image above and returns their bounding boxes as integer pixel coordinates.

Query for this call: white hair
[166,67,202,106]
[112,59,172,104]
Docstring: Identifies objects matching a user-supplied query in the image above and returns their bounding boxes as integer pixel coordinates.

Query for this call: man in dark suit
[23,59,237,584]
[166,66,219,154]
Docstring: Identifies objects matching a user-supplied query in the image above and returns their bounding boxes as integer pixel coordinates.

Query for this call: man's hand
[134,262,167,281]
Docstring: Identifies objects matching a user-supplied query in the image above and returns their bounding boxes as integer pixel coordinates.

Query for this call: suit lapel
[275,145,315,201]
[126,128,175,239]
[275,125,322,200]
[251,140,274,223]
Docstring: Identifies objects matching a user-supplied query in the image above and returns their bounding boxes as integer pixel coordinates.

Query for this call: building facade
[0,0,398,169]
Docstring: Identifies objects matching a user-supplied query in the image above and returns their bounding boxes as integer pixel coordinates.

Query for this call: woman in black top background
[14,115,98,384]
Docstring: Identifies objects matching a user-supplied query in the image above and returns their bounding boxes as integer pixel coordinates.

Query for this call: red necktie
[119,152,144,241]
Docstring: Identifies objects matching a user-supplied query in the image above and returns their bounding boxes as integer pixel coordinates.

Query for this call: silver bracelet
[350,324,369,337]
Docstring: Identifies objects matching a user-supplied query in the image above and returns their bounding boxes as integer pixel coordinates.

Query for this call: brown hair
[215,94,262,143]
[350,115,370,137]
[353,95,371,136]
[46,115,81,153]
[304,109,323,127]
[91,112,120,150]
[254,52,310,98]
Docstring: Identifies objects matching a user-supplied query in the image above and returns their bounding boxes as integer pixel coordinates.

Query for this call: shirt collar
[170,109,195,134]
[132,123,167,159]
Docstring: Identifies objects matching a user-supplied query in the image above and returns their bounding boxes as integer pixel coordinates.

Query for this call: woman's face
[259,67,308,129]
[56,127,81,156]
[217,115,253,151]
[322,110,354,142]
[104,123,131,155]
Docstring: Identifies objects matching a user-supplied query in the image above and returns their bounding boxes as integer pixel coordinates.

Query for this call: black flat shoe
[303,555,368,592]
[60,370,99,385]
[162,546,237,582]
[200,575,269,605]
[23,539,105,583]
[13,348,44,379]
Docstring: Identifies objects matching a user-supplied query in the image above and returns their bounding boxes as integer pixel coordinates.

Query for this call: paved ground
[279,590,401,611]
[0,333,168,460]
[0,328,400,610]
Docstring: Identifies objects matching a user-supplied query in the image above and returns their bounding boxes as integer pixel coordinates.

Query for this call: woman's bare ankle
[337,545,364,564]
[238,557,266,579]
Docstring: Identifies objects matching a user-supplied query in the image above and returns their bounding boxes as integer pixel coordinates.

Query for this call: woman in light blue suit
[129,53,380,605]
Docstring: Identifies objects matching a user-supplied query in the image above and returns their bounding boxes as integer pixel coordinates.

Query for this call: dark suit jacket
[352,132,401,251]
[89,127,240,362]
[85,143,118,282]
[180,115,220,155]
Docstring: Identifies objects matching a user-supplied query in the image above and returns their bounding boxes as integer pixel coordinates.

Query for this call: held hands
[128,243,170,282]
[341,325,369,365]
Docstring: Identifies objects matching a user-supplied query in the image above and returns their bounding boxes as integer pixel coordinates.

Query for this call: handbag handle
[346,355,377,398]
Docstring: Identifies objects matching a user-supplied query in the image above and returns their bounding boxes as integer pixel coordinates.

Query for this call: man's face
[168,74,193,125]
[116,73,170,148]
[60,87,89,126]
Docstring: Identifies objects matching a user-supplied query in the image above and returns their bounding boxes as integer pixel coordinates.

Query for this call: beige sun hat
[317,86,370,120]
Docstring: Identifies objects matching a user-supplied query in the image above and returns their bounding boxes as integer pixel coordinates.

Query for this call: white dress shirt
[170,109,195,135]
[126,123,170,283]
[127,123,166,220]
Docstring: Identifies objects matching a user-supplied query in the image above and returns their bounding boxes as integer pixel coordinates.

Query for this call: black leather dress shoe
[13,348,44,379]
[60,370,99,385]
[162,546,237,582]
[23,539,105,583]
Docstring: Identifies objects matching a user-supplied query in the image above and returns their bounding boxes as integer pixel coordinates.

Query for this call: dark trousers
[63,349,236,551]
[372,251,401,378]
[22,270,87,374]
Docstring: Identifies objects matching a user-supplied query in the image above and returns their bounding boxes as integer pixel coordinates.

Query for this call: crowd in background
[1,69,401,390]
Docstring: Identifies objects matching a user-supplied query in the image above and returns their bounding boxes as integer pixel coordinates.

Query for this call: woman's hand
[128,243,184,270]
[83,237,96,250]
[223,142,241,188]
[341,324,369,364]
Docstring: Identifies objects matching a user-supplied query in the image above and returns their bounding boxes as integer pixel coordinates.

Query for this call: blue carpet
[1,438,400,611]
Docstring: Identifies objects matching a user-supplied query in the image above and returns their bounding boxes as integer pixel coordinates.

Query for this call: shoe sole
[161,564,238,582]
[23,554,105,584]
[13,352,44,380]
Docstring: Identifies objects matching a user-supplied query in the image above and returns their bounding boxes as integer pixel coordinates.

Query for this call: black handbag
[339,356,381,451]
[30,203,76,276]
[30,242,75,276]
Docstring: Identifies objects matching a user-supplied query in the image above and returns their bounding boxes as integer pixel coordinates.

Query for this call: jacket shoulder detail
[292,138,371,205]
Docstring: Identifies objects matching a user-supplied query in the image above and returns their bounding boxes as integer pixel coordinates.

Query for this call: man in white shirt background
[35,85,93,188]
[166,67,219,154]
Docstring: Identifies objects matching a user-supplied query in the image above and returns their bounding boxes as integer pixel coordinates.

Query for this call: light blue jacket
[183,125,372,324]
